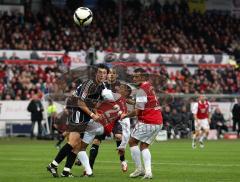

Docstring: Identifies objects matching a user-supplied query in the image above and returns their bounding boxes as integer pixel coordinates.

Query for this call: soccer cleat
[121,161,128,172]
[199,141,204,148]
[46,164,59,177]
[129,168,145,178]
[61,171,74,177]
[192,142,196,149]
[141,173,153,179]
[80,173,94,177]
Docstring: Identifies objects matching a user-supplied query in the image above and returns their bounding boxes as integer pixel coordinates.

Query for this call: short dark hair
[134,68,148,77]
[96,64,110,73]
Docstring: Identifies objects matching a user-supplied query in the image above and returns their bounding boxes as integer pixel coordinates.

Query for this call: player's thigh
[68,132,81,148]
[201,119,210,131]
[82,121,104,145]
[113,121,122,140]
[131,122,162,145]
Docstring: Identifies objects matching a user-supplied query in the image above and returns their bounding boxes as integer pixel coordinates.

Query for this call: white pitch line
[98,161,240,167]
[1,158,239,167]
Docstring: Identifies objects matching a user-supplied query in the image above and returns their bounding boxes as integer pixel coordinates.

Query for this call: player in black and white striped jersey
[46,64,110,178]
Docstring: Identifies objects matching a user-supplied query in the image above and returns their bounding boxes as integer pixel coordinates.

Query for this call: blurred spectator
[0,52,7,61]
[0,0,239,54]
[171,108,182,138]
[27,94,44,139]
[180,105,193,137]
[30,51,40,60]
[162,105,173,138]
[9,52,20,60]
[211,108,228,138]
[47,99,57,139]
[232,98,240,137]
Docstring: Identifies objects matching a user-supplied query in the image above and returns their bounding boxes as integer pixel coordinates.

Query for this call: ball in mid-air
[73,7,93,26]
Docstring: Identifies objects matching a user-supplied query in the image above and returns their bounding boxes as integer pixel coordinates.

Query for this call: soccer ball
[73,7,93,26]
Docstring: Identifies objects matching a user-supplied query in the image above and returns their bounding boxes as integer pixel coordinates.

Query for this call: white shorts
[131,121,162,144]
[82,120,104,144]
[195,118,210,131]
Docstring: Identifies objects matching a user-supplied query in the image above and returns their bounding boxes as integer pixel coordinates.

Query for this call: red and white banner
[96,51,229,65]
[0,50,87,69]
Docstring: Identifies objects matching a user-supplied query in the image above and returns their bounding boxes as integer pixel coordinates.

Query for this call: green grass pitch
[0,138,239,182]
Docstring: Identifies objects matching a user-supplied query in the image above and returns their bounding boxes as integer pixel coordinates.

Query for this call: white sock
[192,134,196,143]
[63,167,70,172]
[130,146,142,170]
[142,148,152,174]
[52,160,58,167]
[77,151,92,175]
[200,133,206,142]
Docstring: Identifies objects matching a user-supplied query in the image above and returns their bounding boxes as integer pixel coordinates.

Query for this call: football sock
[116,140,125,161]
[192,134,196,143]
[53,143,73,165]
[130,146,142,169]
[64,152,77,170]
[56,135,65,146]
[200,133,206,142]
[142,148,152,174]
[116,140,121,148]
[89,144,99,169]
[78,151,93,175]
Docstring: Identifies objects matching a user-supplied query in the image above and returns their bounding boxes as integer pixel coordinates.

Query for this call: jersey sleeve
[191,103,198,114]
[135,88,147,110]
[74,80,94,101]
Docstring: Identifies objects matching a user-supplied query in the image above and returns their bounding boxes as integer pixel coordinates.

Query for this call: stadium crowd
[0,63,239,101]
[0,0,239,55]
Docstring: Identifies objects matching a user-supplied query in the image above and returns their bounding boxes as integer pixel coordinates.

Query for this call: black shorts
[112,121,122,135]
[67,109,90,133]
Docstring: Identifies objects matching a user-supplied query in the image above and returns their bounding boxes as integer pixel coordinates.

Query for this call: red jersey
[97,95,127,135]
[192,101,210,119]
[136,82,163,125]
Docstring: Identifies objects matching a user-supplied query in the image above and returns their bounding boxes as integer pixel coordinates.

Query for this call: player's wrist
[90,112,94,117]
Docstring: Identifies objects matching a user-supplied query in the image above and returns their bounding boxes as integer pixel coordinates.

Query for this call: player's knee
[79,140,88,151]
[128,137,138,147]
[114,134,122,141]
[68,132,80,148]
[140,143,149,151]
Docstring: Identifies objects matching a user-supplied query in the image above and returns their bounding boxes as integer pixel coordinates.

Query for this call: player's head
[133,68,148,86]
[48,99,53,105]
[118,84,132,98]
[95,64,109,83]
[198,94,206,102]
[108,67,118,83]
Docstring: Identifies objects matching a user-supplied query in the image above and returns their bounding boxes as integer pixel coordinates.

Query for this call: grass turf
[0,138,239,182]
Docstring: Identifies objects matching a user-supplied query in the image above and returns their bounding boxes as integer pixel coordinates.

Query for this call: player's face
[96,68,108,83]
[118,84,128,97]
[199,95,206,102]
[132,72,144,86]
[108,69,117,83]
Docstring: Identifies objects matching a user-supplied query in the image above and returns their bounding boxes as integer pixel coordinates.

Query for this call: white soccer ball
[73,7,93,26]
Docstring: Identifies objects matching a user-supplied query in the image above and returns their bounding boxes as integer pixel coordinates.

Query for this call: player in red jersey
[121,68,163,179]
[191,95,211,148]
